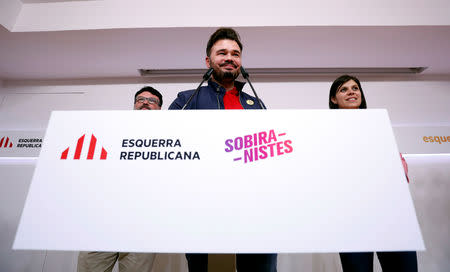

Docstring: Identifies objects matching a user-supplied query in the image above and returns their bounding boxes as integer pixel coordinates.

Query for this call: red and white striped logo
[61,134,107,160]
[0,137,13,148]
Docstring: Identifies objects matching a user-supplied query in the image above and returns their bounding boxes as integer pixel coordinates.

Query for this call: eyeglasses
[135,96,160,105]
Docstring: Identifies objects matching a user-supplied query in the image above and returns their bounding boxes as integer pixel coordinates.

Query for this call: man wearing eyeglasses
[77,86,162,272]
[134,86,163,110]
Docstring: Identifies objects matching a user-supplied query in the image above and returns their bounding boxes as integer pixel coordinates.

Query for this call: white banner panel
[393,126,450,154]
[0,131,44,157]
[14,109,424,253]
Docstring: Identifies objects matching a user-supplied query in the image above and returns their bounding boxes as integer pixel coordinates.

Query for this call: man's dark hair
[134,86,163,106]
[329,75,367,109]
[206,28,243,57]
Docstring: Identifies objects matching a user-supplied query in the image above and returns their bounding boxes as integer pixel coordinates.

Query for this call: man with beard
[169,28,264,110]
[169,28,276,272]
[77,86,162,272]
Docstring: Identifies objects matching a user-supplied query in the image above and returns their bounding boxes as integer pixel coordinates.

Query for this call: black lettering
[158,139,165,147]
[166,139,173,147]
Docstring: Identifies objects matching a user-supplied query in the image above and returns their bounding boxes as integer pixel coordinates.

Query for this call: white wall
[1,76,450,129]
[1,77,450,272]
[407,155,450,272]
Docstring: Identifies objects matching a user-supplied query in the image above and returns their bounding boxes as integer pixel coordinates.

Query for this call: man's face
[206,39,241,84]
[134,91,161,110]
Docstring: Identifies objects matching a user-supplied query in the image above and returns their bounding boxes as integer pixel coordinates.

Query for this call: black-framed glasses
[135,96,160,106]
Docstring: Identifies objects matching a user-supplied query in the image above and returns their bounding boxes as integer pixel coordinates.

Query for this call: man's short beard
[212,70,238,83]
[210,60,239,84]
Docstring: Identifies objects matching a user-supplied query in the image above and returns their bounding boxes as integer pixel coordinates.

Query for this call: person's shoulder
[169,88,200,110]
[177,89,195,96]
[169,89,191,110]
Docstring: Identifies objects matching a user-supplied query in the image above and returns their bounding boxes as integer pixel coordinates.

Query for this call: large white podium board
[14,109,424,253]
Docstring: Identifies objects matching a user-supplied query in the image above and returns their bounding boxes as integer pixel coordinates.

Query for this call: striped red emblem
[0,137,13,148]
[61,134,107,160]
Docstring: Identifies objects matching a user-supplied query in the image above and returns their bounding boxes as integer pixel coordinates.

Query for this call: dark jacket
[168,80,265,110]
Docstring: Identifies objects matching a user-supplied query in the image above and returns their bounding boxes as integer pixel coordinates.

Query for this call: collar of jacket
[207,79,246,94]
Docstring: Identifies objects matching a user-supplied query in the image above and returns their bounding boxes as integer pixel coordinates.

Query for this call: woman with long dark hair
[329,75,418,272]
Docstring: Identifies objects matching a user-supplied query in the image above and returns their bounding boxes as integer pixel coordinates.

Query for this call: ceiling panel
[0,26,449,80]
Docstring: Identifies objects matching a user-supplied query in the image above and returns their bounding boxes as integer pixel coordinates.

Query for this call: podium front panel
[14,109,424,253]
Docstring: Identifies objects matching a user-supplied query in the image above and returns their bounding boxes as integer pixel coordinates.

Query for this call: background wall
[1,76,449,272]
[1,75,450,128]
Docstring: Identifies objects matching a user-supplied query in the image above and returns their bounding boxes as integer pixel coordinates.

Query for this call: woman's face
[331,80,362,109]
